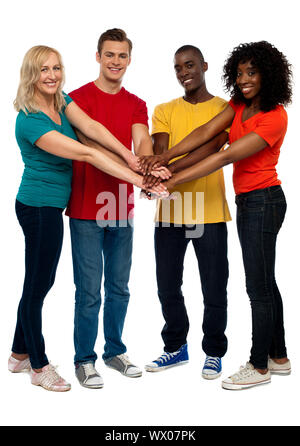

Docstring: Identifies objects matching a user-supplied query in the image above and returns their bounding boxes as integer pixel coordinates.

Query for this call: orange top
[229,100,288,195]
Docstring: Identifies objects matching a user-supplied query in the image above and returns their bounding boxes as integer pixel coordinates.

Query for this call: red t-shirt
[66,82,148,220]
[229,99,288,195]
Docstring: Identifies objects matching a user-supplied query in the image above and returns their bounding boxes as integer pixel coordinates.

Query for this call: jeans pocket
[264,202,286,234]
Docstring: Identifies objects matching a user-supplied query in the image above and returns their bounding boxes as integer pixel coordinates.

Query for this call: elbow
[78,147,94,164]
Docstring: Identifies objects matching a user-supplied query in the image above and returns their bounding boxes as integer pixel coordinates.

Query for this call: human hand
[141,166,172,189]
[138,153,170,175]
[127,154,142,173]
[151,166,172,180]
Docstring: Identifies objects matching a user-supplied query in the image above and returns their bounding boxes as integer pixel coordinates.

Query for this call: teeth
[183,79,192,85]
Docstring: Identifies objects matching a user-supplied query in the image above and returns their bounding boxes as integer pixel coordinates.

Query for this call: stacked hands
[128,152,176,200]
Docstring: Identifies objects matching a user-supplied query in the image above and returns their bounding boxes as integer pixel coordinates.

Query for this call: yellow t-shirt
[152,96,231,225]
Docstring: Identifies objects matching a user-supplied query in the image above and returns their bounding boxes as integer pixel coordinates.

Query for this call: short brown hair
[97,28,132,55]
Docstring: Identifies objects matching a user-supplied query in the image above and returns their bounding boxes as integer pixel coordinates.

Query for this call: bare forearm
[85,121,134,164]
[76,130,127,167]
[170,131,267,186]
[165,125,212,163]
[169,132,228,174]
[171,150,230,186]
[135,138,153,157]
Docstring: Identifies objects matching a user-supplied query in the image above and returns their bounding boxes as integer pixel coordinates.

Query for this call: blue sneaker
[202,356,222,379]
[145,344,189,372]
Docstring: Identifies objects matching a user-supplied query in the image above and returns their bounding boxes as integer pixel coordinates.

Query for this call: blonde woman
[8,46,166,392]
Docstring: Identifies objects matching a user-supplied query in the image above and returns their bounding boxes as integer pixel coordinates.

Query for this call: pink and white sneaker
[30,364,71,392]
[8,355,31,373]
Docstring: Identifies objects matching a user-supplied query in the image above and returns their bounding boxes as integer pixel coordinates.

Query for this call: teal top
[15,93,76,208]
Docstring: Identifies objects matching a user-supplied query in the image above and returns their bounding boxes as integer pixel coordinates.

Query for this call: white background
[1,0,299,427]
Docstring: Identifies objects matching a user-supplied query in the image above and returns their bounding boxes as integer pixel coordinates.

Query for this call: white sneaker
[105,354,142,377]
[222,362,271,390]
[268,358,291,375]
[75,362,104,389]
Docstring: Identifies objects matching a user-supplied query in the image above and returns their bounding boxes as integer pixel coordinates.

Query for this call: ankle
[270,357,289,364]
[255,368,269,375]
[11,352,29,361]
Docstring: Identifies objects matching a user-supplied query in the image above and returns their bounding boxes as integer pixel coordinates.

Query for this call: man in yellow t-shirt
[145,45,231,379]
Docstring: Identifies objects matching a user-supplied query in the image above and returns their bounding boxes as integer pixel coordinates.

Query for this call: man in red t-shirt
[66,29,153,389]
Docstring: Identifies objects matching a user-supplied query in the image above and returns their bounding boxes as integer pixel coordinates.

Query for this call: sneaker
[75,362,104,389]
[222,362,271,390]
[31,364,71,392]
[202,356,222,380]
[105,354,142,378]
[8,355,31,373]
[145,344,189,372]
[268,358,291,375]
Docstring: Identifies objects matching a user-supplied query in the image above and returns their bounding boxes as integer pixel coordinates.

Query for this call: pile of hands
[131,153,175,200]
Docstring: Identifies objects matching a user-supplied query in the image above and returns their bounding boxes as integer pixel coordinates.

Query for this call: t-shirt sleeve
[253,108,288,147]
[63,92,73,106]
[20,114,55,145]
[151,104,170,135]
[132,97,149,127]
[68,88,90,115]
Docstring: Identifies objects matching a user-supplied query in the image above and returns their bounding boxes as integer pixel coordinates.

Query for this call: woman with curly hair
[139,40,293,390]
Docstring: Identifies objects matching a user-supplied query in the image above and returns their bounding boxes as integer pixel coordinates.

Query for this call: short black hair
[223,41,293,111]
[175,45,204,63]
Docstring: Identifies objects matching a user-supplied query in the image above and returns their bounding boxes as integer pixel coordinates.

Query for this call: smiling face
[174,49,207,94]
[97,40,131,84]
[236,60,261,101]
[35,52,62,97]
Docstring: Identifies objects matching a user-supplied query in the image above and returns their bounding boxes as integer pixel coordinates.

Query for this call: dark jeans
[154,222,228,357]
[12,200,64,369]
[236,185,287,369]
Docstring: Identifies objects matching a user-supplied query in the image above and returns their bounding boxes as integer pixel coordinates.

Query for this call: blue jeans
[154,222,228,357]
[13,200,64,369]
[69,218,133,364]
[236,185,287,369]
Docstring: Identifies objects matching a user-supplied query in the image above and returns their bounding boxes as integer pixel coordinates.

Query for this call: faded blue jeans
[69,218,133,364]
[236,185,287,369]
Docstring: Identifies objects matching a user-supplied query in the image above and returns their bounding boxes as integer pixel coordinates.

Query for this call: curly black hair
[222,41,293,111]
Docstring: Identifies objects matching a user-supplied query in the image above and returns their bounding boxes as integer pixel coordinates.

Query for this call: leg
[69,218,104,365]
[102,224,133,360]
[236,187,287,369]
[12,201,64,370]
[192,223,228,358]
[154,224,190,352]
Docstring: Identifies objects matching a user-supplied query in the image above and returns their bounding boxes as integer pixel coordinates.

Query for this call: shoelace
[231,363,255,380]
[82,362,97,376]
[204,356,221,370]
[156,350,180,364]
[118,354,133,367]
[36,365,62,387]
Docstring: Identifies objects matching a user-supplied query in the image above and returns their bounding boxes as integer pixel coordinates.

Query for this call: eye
[53,66,61,71]
[187,64,193,69]
[41,67,48,72]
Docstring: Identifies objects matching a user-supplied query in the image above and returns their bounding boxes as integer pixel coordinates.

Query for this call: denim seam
[26,207,46,369]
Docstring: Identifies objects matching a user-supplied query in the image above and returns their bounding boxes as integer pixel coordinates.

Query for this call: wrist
[163,150,172,163]
[168,162,176,174]
[124,150,134,164]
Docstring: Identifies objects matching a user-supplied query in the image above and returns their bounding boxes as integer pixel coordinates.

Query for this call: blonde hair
[14,45,66,114]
